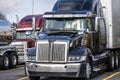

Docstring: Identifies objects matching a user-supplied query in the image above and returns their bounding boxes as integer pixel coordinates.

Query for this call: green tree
[0,12,7,21]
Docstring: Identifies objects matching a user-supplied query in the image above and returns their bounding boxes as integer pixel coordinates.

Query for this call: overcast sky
[0,0,57,23]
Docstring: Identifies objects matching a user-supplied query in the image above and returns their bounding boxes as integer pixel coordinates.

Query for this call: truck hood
[47,36,71,41]
[37,32,83,42]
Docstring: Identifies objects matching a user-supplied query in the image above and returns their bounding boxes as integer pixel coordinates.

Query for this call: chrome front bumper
[26,62,82,77]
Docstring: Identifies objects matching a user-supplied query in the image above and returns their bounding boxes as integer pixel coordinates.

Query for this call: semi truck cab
[11,15,43,62]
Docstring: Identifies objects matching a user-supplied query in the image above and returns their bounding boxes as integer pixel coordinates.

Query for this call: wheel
[82,60,92,80]
[9,53,18,68]
[114,51,119,69]
[29,76,40,80]
[0,54,9,69]
[107,54,115,71]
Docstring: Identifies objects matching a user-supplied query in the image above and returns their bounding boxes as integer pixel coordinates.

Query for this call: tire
[107,54,115,71]
[9,53,18,68]
[0,54,10,69]
[83,60,92,80]
[29,76,40,80]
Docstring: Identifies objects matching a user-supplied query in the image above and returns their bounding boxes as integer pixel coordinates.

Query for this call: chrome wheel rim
[86,62,91,78]
[4,56,9,67]
[12,55,17,66]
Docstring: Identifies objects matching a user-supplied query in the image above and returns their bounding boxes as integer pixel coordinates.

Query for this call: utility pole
[32,0,34,15]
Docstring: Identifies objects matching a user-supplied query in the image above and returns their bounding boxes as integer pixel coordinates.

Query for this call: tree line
[0,12,7,21]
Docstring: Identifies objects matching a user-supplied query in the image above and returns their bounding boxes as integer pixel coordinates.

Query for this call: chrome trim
[36,40,69,63]
[11,42,27,62]
[27,62,81,73]
[43,13,95,18]
[36,41,49,62]
[52,41,68,62]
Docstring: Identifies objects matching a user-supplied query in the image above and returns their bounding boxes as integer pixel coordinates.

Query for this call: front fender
[0,50,17,56]
[27,47,36,56]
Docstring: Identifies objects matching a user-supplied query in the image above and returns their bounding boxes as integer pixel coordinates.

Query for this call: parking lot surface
[0,65,120,80]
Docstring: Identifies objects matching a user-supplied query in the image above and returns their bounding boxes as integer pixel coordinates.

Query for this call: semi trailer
[26,0,120,80]
[0,20,18,69]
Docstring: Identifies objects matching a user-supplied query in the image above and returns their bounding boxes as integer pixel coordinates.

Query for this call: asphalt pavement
[0,65,120,80]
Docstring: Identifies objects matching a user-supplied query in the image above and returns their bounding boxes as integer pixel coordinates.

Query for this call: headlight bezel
[68,55,87,62]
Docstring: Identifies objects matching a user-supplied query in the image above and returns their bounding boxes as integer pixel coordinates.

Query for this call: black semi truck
[26,0,120,80]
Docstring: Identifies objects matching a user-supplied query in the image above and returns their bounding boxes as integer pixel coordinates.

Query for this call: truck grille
[37,41,68,63]
[52,43,65,62]
[37,43,49,62]
[11,42,27,62]
[15,44,25,54]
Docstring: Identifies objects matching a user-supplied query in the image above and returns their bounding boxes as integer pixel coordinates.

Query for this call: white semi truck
[26,0,120,80]
[0,20,18,69]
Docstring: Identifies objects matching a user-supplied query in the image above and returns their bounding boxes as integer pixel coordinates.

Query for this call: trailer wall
[101,0,120,49]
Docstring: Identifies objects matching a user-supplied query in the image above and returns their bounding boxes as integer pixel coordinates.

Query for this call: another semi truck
[0,20,18,69]
[26,0,120,80]
[11,15,43,63]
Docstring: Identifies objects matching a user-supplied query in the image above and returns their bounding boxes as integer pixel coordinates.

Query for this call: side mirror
[95,17,99,32]
[32,17,36,30]
[37,32,47,39]
[12,29,16,40]
[85,28,96,33]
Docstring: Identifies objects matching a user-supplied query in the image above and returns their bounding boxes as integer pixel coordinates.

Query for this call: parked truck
[0,20,18,69]
[11,15,43,63]
[26,0,120,80]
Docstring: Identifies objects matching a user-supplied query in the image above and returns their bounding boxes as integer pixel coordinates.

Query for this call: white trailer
[101,0,120,48]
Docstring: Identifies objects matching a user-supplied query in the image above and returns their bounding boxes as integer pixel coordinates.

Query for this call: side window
[72,19,86,31]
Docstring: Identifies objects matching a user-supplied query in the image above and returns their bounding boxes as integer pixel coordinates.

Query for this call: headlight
[27,56,36,61]
[68,56,86,62]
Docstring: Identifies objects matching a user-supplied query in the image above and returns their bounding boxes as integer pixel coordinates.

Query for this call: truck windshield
[43,18,87,32]
[16,31,38,39]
